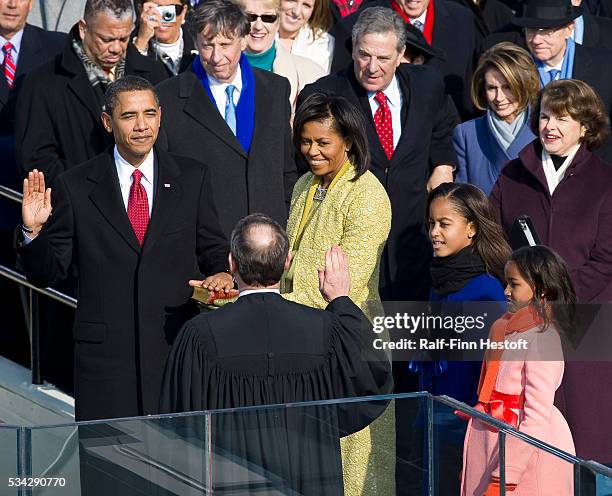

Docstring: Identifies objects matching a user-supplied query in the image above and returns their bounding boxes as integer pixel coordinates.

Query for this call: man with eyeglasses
[133,0,197,76]
[156,0,297,239]
[511,0,612,160]
[14,0,168,188]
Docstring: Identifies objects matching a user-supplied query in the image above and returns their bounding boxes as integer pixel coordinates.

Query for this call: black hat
[404,23,447,62]
[512,0,583,29]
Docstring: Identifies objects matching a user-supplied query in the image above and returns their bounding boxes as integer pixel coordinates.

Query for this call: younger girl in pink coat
[461,246,576,496]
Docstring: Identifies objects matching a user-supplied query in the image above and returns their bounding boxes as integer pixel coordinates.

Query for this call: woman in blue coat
[453,42,540,194]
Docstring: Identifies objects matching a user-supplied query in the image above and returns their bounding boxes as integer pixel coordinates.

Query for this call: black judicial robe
[160,293,393,495]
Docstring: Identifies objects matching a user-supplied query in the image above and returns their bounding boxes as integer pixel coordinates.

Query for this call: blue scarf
[535,37,575,88]
[192,54,255,154]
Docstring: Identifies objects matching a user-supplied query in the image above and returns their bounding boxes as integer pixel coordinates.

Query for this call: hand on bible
[189,272,234,294]
[318,245,350,302]
[22,169,52,239]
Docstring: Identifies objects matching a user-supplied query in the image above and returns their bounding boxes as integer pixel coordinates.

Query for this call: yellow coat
[283,166,395,495]
[283,167,391,319]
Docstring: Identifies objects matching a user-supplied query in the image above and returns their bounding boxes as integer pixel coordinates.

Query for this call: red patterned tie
[127,169,149,245]
[2,42,16,89]
[374,91,394,160]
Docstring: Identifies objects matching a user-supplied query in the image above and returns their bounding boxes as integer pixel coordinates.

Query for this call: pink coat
[461,325,575,496]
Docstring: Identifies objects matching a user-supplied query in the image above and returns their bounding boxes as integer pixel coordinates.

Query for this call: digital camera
[155,5,176,23]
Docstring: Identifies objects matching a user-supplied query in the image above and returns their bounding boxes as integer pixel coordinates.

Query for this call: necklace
[313,184,327,201]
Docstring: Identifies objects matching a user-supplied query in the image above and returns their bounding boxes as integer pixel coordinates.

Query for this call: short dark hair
[103,76,159,116]
[187,0,250,40]
[293,91,370,181]
[84,0,134,23]
[509,245,576,336]
[530,79,610,151]
[230,214,289,287]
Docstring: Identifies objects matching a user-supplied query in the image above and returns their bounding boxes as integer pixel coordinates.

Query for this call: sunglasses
[246,13,278,23]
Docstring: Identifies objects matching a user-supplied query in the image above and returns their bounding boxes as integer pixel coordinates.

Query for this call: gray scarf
[72,37,126,89]
[487,108,527,152]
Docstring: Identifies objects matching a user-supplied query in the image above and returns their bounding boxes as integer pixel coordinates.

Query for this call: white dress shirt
[368,75,403,150]
[238,288,281,298]
[114,146,155,216]
[0,28,25,67]
[208,66,242,119]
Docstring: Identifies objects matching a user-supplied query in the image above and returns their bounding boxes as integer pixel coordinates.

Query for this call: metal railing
[0,184,77,385]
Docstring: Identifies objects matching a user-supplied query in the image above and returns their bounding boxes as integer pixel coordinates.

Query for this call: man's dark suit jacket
[14,24,168,188]
[0,24,65,189]
[299,63,458,301]
[330,0,482,120]
[156,68,297,238]
[17,148,229,421]
[161,293,393,495]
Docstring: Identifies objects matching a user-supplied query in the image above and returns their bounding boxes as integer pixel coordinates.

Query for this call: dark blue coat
[420,273,506,404]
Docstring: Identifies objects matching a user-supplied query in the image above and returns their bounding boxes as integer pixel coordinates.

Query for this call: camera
[155,5,176,23]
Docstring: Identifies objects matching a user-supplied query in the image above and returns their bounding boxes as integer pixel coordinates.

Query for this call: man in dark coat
[14,0,167,188]
[301,7,458,303]
[330,0,482,120]
[161,215,393,496]
[156,0,297,238]
[16,76,232,421]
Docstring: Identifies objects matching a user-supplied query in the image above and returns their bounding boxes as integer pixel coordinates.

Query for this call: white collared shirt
[208,66,243,119]
[0,28,25,67]
[541,144,581,195]
[544,58,564,77]
[411,11,427,28]
[367,75,403,149]
[238,288,281,298]
[114,146,155,216]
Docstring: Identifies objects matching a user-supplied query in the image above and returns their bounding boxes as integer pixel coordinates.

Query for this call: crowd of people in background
[2,0,612,493]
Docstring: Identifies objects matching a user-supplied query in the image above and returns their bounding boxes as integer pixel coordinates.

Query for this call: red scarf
[477,305,544,404]
[391,0,436,44]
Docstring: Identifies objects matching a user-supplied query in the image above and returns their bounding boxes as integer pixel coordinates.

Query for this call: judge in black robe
[160,218,393,495]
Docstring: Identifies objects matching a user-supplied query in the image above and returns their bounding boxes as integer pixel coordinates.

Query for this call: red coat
[491,140,612,302]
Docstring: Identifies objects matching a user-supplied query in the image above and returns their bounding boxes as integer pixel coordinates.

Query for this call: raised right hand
[318,245,351,302]
[22,169,52,238]
[134,2,160,51]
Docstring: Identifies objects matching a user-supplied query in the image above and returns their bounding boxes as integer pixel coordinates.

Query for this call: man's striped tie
[2,42,16,89]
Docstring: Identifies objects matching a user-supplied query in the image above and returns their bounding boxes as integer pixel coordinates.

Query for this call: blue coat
[453,114,535,195]
[419,274,507,404]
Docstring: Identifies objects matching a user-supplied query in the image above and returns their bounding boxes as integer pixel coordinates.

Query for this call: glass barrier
[8,393,611,495]
[0,424,20,496]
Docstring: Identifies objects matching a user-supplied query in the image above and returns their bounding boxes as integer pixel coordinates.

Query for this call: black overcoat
[17,148,229,421]
[299,63,458,300]
[14,25,168,187]
[155,68,297,237]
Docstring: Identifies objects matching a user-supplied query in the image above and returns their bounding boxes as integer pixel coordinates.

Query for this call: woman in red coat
[490,79,612,463]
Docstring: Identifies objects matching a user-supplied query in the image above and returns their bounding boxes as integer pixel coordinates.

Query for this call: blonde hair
[234,0,281,14]
[471,42,540,114]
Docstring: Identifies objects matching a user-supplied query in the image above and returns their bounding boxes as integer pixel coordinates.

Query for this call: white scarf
[541,143,581,195]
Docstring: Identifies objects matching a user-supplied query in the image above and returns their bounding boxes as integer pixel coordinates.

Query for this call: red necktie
[374,91,394,160]
[2,42,16,89]
[127,169,149,245]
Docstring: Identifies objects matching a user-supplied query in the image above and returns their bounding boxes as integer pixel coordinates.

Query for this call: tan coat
[272,41,325,112]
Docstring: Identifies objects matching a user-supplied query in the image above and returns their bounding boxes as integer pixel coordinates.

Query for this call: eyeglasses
[246,13,279,23]
[524,26,566,39]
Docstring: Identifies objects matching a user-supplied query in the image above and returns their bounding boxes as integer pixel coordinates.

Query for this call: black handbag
[508,215,540,249]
